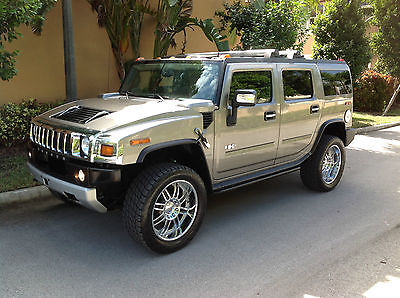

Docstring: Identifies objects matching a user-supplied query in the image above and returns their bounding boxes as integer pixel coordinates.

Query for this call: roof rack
[181,49,305,59]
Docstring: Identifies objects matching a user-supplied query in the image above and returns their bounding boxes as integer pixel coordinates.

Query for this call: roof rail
[180,49,304,59]
[278,50,304,59]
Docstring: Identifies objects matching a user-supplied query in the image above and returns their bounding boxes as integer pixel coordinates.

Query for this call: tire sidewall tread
[123,163,207,254]
[301,135,346,192]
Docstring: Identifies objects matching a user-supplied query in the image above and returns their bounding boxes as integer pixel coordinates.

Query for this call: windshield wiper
[144,93,169,101]
[119,91,137,99]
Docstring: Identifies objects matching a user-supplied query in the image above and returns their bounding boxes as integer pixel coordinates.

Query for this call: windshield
[120,61,221,102]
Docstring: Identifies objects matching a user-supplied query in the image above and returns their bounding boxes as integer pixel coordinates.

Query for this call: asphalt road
[1,127,400,297]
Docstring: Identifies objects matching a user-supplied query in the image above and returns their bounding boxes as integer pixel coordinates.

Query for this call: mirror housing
[227,89,257,126]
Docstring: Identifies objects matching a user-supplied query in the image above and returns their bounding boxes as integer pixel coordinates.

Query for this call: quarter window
[229,71,272,104]
[283,70,313,100]
[320,70,352,96]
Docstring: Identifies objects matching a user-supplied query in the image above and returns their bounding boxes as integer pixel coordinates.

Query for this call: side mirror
[233,89,257,107]
[227,89,257,126]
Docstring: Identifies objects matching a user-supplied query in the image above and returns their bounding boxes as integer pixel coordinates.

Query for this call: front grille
[51,106,111,124]
[202,112,214,129]
[30,123,72,154]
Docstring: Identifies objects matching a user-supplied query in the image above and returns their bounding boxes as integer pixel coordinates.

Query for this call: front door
[213,64,280,180]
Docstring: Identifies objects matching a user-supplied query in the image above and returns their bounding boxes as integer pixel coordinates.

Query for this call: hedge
[354,70,398,113]
[0,99,61,147]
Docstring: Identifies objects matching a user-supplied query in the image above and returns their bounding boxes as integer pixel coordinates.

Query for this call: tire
[300,135,346,192]
[122,163,207,254]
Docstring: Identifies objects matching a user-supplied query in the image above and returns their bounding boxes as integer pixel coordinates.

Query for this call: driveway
[1,126,400,297]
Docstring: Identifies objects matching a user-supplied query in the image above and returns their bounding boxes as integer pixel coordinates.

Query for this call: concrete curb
[354,121,400,134]
[1,121,400,208]
[0,185,51,207]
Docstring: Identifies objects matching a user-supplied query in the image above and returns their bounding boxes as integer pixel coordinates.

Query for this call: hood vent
[51,106,112,124]
[202,112,214,129]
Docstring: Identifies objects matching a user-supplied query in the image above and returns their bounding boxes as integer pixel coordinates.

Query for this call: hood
[35,95,215,133]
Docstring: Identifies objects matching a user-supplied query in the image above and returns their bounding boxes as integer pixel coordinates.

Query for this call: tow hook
[194,128,210,149]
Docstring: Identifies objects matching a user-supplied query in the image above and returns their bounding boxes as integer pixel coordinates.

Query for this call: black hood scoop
[51,106,112,124]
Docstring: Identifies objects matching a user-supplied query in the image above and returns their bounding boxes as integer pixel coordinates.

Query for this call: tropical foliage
[370,0,400,78]
[88,0,152,80]
[0,0,56,81]
[312,0,371,80]
[215,0,310,51]
[153,0,229,58]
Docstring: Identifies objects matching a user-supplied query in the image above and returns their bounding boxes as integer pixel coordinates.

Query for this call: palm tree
[88,0,152,80]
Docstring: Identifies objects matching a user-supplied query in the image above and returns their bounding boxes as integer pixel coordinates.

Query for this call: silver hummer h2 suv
[28,49,355,253]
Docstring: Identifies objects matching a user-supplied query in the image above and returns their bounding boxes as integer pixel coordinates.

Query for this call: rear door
[276,64,322,162]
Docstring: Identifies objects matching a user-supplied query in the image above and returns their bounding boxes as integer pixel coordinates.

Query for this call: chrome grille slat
[45,128,50,148]
[63,134,67,153]
[57,132,61,152]
[40,127,43,145]
[51,130,55,150]
[31,123,75,157]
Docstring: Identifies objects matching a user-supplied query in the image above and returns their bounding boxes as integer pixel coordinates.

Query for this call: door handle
[264,111,276,121]
[310,105,320,114]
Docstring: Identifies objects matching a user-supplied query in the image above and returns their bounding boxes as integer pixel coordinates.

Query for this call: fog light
[75,169,85,182]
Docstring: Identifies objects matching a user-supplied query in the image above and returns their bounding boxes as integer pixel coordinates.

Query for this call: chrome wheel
[321,144,342,184]
[151,180,198,241]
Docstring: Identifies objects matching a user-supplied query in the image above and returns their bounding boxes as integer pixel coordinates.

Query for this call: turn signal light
[130,138,150,146]
[100,144,114,157]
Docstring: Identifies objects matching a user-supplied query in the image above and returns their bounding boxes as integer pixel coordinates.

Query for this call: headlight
[81,136,90,157]
[92,136,123,164]
[344,110,352,123]
[71,133,81,157]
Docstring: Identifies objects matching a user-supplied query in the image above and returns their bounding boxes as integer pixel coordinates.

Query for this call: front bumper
[28,162,107,213]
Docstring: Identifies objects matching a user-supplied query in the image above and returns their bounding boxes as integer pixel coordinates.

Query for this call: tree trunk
[112,47,125,81]
[382,83,400,116]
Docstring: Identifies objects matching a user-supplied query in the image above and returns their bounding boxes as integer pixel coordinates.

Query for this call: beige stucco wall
[303,35,314,56]
[1,0,318,105]
[0,0,121,105]
[0,0,228,105]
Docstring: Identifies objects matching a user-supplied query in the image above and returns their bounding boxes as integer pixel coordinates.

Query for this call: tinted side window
[283,70,313,100]
[229,71,272,104]
[320,70,352,96]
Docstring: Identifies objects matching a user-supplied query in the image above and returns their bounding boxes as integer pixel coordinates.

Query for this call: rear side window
[283,70,313,100]
[229,70,272,104]
[320,70,352,96]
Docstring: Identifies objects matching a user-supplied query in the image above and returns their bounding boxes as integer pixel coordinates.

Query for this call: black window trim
[229,68,274,106]
[319,69,352,98]
[282,68,314,101]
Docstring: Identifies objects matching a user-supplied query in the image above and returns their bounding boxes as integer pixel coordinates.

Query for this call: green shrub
[0,98,59,147]
[312,0,371,80]
[216,0,309,51]
[354,70,398,113]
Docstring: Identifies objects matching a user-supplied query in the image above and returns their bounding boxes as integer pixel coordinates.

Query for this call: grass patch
[353,106,400,128]
[0,151,37,193]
